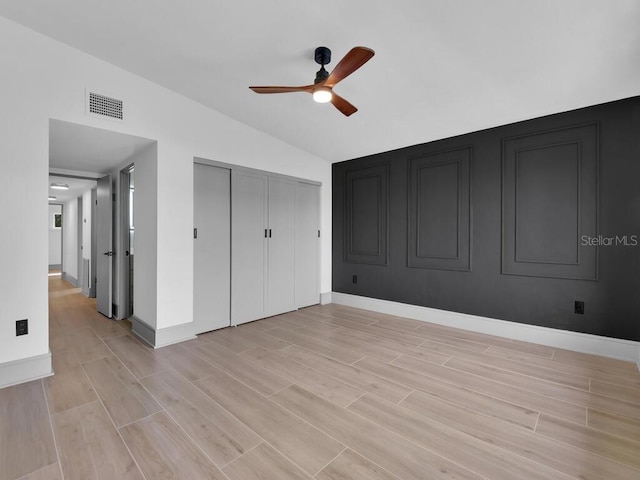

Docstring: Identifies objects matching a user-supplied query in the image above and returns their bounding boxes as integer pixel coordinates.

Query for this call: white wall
[48,204,61,265]
[62,198,78,284]
[0,16,331,381]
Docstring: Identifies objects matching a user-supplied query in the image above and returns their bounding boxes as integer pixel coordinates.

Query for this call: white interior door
[295,182,320,308]
[193,163,231,333]
[76,197,83,290]
[96,175,113,317]
[267,177,296,316]
[231,170,268,325]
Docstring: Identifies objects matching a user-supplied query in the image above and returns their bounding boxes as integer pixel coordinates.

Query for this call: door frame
[90,188,97,297]
[118,164,134,319]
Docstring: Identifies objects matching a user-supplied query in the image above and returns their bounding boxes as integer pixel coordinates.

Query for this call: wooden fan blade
[330,92,358,117]
[249,85,314,94]
[325,46,375,87]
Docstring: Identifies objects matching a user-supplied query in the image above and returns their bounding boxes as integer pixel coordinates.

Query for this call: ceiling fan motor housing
[314,46,331,66]
[314,46,331,84]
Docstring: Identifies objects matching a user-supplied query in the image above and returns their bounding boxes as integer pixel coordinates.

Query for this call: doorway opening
[48,203,63,277]
[48,174,98,288]
[49,119,156,321]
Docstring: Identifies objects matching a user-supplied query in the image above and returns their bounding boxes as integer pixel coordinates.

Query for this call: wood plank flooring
[2,276,640,480]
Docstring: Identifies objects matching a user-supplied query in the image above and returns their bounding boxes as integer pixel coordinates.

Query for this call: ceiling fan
[249,46,375,117]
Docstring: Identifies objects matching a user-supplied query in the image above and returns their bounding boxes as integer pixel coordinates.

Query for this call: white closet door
[295,182,320,308]
[232,170,268,325]
[266,177,296,316]
[193,164,231,334]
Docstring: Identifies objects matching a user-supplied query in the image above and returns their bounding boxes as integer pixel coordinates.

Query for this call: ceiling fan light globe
[313,88,332,104]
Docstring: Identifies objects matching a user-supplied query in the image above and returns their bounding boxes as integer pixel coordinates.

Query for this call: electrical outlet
[16,319,28,336]
[352,275,358,284]
[574,301,585,315]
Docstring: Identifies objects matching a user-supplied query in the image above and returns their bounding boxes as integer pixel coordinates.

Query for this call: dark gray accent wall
[332,96,640,342]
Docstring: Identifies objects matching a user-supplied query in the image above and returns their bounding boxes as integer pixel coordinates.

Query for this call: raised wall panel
[502,123,598,279]
[408,147,471,271]
[344,164,389,265]
[515,143,579,264]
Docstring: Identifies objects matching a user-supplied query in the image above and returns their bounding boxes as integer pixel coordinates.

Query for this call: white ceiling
[48,120,154,204]
[48,175,96,205]
[49,119,156,174]
[3,1,640,162]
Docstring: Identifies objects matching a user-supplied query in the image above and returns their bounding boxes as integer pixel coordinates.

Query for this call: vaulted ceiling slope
[1,1,639,162]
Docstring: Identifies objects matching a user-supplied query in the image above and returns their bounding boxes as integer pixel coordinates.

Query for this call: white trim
[61,272,77,287]
[131,315,196,349]
[320,291,333,305]
[194,156,322,187]
[131,315,155,347]
[331,292,640,367]
[0,352,53,389]
[155,322,197,348]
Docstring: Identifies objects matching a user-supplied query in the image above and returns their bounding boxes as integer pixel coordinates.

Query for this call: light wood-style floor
[2,276,640,480]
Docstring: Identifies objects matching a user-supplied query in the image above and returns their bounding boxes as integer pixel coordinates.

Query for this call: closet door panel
[266,177,296,316]
[193,164,231,333]
[232,171,268,325]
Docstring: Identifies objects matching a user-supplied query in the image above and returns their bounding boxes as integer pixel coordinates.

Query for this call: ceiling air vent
[88,91,123,120]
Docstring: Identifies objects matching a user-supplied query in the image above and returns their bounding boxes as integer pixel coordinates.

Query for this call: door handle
[103,251,113,256]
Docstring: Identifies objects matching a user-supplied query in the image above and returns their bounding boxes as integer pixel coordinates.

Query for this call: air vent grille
[89,92,123,120]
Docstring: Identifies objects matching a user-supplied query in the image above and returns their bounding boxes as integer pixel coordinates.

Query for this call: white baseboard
[131,315,155,347]
[331,292,640,368]
[156,322,197,348]
[320,292,333,305]
[61,272,77,287]
[131,315,196,349]
[0,351,53,389]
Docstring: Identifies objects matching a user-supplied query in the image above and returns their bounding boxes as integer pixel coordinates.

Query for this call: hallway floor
[1,276,640,479]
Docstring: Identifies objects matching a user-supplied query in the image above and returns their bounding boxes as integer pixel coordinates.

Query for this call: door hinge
[318,230,321,238]
[194,228,198,239]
